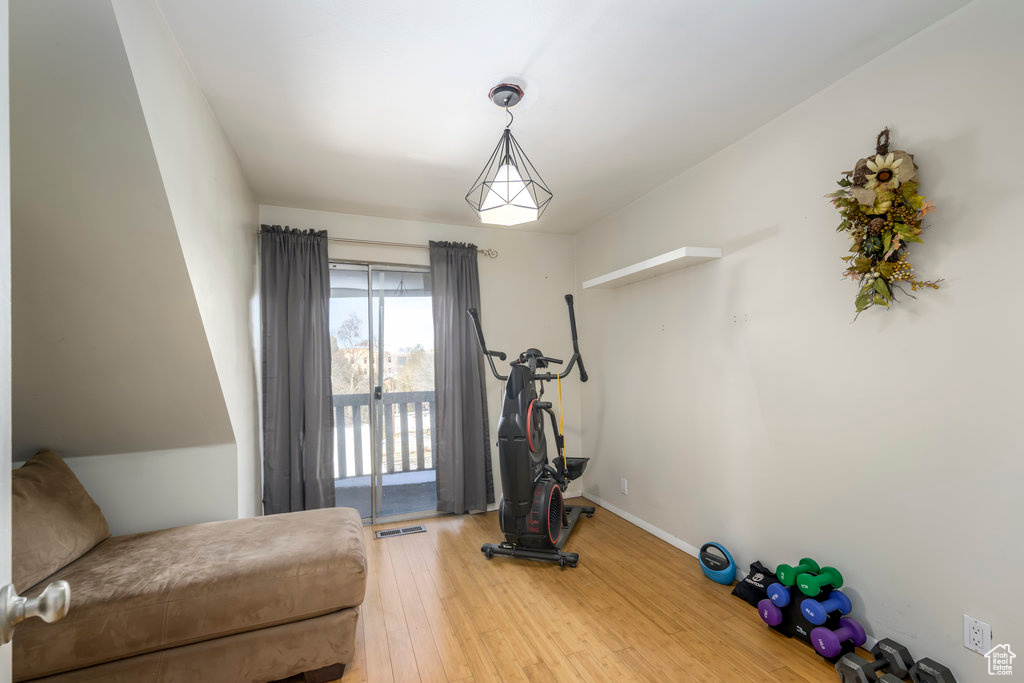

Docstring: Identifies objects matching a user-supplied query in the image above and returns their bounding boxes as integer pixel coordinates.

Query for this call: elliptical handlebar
[535,295,587,382]
[467,308,509,381]
[467,294,588,383]
[563,294,589,383]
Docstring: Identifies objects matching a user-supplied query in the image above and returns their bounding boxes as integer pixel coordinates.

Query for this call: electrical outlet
[964,614,991,655]
[619,478,628,495]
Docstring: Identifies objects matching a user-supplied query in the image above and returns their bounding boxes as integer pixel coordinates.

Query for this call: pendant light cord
[505,102,513,129]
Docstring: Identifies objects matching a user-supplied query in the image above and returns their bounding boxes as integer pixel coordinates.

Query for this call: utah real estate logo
[986,644,1015,676]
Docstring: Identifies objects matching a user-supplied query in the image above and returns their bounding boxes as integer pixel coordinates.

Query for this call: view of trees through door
[331,312,433,398]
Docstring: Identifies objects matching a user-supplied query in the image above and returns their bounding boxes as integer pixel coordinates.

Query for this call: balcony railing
[332,391,436,479]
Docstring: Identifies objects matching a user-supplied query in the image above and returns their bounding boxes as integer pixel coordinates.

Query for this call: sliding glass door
[329,263,438,523]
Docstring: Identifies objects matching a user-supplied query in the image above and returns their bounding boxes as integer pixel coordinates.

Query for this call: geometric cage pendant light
[465,84,552,226]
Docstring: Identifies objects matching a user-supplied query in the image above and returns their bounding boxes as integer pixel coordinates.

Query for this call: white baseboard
[583,492,880,651]
[584,492,700,559]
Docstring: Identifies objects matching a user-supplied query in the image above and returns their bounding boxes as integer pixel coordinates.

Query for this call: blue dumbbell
[766,582,791,607]
[800,589,852,625]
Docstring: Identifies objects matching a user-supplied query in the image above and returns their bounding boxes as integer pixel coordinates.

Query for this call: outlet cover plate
[619,478,628,495]
[964,614,991,654]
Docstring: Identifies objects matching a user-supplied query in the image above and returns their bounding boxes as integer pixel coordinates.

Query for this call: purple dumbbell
[810,617,866,657]
[766,582,791,607]
[758,599,783,626]
[800,589,852,625]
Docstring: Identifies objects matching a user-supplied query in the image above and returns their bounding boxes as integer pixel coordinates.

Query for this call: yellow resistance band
[557,375,567,472]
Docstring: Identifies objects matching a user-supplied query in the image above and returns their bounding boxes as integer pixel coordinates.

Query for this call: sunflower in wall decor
[827,128,941,319]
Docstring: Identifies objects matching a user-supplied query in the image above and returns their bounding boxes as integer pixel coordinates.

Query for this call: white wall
[259,205,584,502]
[112,0,261,519]
[576,0,1022,678]
[14,445,236,537]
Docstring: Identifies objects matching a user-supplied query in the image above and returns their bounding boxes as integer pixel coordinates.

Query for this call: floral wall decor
[828,128,940,318]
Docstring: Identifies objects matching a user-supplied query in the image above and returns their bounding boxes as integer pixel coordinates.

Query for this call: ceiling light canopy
[465,84,552,227]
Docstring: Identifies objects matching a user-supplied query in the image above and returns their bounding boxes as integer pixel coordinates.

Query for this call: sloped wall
[11,0,233,459]
[575,0,1022,678]
[112,0,261,518]
[10,0,241,530]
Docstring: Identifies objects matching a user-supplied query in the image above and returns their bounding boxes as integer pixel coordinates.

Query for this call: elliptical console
[468,294,594,567]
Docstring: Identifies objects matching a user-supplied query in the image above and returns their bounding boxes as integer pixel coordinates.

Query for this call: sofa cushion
[13,507,367,681]
[12,450,111,592]
[16,607,360,683]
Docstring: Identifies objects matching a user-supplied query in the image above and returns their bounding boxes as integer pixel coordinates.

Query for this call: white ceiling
[158,0,971,234]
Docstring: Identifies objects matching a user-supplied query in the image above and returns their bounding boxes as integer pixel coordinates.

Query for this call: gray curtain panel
[429,241,494,514]
[260,225,336,514]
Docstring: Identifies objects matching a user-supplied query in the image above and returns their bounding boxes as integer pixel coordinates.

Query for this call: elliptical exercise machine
[468,294,594,568]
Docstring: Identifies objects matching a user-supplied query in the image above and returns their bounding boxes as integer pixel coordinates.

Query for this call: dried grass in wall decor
[827,128,941,319]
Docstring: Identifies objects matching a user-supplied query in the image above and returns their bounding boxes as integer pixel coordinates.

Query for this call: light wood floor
[339,498,862,682]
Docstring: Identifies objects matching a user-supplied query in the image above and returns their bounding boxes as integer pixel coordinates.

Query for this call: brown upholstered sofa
[12,451,366,682]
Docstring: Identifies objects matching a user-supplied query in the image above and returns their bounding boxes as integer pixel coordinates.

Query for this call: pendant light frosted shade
[466,129,551,226]
[479,160,537,225]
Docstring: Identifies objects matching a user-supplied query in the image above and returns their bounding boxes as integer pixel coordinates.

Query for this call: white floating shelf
[582,246,722,289]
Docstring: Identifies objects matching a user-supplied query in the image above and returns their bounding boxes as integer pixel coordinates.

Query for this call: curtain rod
[257,230,498,259]
[327,236,499,259]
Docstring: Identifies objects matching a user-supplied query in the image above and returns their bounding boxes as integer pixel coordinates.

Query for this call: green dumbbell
[776,558,820,587]
[797,566,843,596]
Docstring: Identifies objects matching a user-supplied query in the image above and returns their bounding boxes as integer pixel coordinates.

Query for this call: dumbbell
[766,582,791,607]
[910,658,957,683]
[757,599,783,627]
[810,617,866,657]
[801,589,852,625]
[776,557,819,586]
[797,566,843,596]
[835,638,914,682]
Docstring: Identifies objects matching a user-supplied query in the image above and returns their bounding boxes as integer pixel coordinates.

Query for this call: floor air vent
[375,524,427,539]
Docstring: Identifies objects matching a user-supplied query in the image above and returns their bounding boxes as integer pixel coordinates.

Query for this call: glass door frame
[329,259,444,525]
